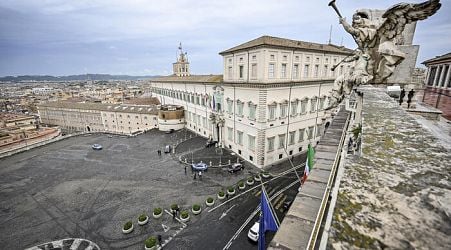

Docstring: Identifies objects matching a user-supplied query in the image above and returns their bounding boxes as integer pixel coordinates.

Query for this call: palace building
[149,36,354,168]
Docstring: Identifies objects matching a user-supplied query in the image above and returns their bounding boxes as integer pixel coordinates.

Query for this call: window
[268,105,276,120]
[269,63,275,78]
[283,55,288,61]
[237,101,244,117]
[237,131,243,145]
[280,103,288,118]
[310,97,317,112]
[228,127,233,141]
[239,65,244,79]
[304,64,310,78]
[314,65,319,77]
[308,126,314,139]
[203,117,207,128]
[300,99,308,114]
[228,58,232,64]
[323,65,328,77]
[319,96,326,110]
[339,65,344,75]
[227,99,233,114]
[278,134,285,149]
[251,64,257,78]
[248,135,255,151]
[228,66,233,79]
[299,128,305,142]
[281,64,287,78]
[248,103,256,120]
[268,137,275,152]
[295,55,299,61]
[239,57,243,62]
[291,101,298,116]
[252,55,257,60]
[270,54,275,60]
[289,131,296,145]
[293,64,299,78]
[316,124,322,137]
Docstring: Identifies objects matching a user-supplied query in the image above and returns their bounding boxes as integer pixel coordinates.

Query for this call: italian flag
[302,144,315,184]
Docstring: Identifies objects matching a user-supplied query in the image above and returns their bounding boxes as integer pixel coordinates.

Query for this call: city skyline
[1,0,450,76]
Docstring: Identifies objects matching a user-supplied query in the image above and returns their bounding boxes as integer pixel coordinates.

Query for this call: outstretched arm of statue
[339,18,357,36]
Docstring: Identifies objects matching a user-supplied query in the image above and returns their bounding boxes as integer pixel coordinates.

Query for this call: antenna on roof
[328,25,333,44]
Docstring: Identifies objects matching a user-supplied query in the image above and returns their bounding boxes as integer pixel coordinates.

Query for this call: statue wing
[377,0,441,41]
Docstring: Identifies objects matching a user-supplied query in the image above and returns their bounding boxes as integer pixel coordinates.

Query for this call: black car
[205,140,217,148]
[228,163,244,173]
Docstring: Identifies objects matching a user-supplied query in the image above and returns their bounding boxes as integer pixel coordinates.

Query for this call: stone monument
[327,0,441,109]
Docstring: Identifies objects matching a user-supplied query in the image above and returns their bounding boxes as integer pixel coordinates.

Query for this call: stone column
[443,64,451,88]
[433,66,441,87]
[438,65,447,88]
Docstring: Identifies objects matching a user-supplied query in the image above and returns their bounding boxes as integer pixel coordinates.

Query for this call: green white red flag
[302,144,315,184]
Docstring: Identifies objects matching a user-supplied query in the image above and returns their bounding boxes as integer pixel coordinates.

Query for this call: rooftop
[422,52,451,65]
[151,74,223,83]
[37,101,158,114]
[219,35,354,55]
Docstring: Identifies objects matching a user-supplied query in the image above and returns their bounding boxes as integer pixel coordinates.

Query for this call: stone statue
[327,0,441,109]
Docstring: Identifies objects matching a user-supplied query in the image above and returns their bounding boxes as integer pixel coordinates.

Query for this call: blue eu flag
[258,190,279,250]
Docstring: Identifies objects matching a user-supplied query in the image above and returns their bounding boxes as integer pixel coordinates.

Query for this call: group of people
[399,88,415,108]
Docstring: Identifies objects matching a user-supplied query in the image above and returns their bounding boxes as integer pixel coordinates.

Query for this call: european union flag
[258,189,279,250]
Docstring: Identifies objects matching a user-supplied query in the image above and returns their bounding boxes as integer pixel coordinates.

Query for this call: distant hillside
[0,74,160,82]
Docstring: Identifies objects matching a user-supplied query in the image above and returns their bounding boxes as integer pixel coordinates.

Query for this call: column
[433,65,441,87]
[438,64,447,88]
[443,64,451,88]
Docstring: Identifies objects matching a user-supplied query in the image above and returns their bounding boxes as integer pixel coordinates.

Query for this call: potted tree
[192,204,202,215]
[227,186,235,195]
[205,197,215,207]
[144,236,157,250]
[262,171,271,178]
[238,181,245,190]
[246,176,255,185]
[180,210,190,222]
[122,221,133,234]
[153,207,162,219]
[138,213,149,225]
[217,190,226,200]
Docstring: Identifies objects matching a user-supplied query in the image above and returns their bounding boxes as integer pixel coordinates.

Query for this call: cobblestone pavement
[0,129,250,249]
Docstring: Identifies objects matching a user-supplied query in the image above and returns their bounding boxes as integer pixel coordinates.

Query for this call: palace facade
[150,36,354,168]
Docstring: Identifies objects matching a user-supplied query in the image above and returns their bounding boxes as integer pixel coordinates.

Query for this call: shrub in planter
[254,174,262,181]
[171,204,179,212]
[206,197,215,206]
[227,186,235,195]
[144,236,157,250]
[262,171,271,178]
[192,204,202,215]
[138,213,149,225]
[217,190,226,200]
[238,181,245,190]
[122,221,133,234]
[180,210,190,222]
[246,177,255,185]
[153,207,162,219]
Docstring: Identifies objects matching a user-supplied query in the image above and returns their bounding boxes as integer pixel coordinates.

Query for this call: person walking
[172,210,176,220]
[199,171,202,180]
[157,235,162,247]
[399,88,405,106]
[184,165,187,174]
[407,89,415,109]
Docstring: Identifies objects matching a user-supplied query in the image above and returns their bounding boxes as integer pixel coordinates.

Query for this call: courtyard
[0,129,273,249]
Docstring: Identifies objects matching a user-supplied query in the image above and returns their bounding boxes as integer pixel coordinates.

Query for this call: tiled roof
[151,74,223,83]
[219,35,354,55]
[37,101,158,114]
[422,52,451,65]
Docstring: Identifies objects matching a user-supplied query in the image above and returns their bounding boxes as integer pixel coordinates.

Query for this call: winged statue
[327,0,441,109]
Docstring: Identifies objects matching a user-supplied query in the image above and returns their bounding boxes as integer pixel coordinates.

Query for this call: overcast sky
[1,0,450,76]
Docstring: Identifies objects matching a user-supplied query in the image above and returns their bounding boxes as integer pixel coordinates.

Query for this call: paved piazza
[0,130,258,249]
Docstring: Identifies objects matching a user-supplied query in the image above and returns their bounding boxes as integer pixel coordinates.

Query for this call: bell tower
[173,43,190,77]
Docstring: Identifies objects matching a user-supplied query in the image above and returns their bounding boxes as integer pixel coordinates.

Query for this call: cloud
[0,0,449,75]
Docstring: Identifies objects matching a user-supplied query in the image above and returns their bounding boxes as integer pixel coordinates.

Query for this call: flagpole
[258,177,280,226]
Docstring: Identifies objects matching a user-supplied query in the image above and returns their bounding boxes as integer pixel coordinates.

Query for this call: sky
[0,0,450,76]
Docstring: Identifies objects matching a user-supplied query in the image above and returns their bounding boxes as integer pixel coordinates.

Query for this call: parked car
[205,140,217,148]
[165,129,175,134]
[247,221,260,242]
[228,163,244,173]
[92,144,103,150]
[191,162,208,172]
[164,145,171,153]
